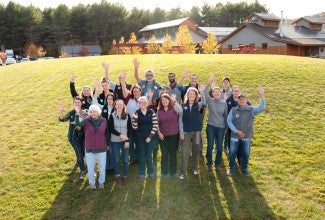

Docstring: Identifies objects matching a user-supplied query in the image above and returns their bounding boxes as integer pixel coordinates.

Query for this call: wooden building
[219,13,325,57]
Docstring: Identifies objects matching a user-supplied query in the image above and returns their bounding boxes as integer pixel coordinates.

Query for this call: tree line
[0,0,267,57]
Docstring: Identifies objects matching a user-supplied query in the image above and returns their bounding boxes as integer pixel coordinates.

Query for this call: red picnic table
[232,44,258,54]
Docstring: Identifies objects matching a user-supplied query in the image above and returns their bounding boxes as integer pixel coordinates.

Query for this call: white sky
[1,0,324,19]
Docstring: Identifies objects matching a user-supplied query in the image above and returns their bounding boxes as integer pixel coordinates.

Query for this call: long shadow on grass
[217,162,276,219]
[41,167,117,219]
[42,163,161,219]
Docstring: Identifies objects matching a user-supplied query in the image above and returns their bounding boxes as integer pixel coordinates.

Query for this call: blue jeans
[136,138,154,176]
[71,134,85,172]
[229,138,251,171]
[128,130,137,162]
[206,125,225,167]
[85,151,106,185]
[111,141,129,177]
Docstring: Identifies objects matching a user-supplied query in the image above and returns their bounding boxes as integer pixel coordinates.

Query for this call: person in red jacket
[75,104,110,190]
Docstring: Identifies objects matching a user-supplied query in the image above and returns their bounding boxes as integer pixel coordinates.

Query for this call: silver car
[6,57,16,65]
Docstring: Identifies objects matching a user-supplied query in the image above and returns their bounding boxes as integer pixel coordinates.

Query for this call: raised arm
[204,74,215,101]
[120,70,130,99]
[252,86,266,116]
[102,62,110,81]
[70,73,79,98]
[58,104,69,121]
[133,58,141,84]
[92,79,104,109]
[177,70,190,87]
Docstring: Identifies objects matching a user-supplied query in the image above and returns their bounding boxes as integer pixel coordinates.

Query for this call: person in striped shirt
[132,96,158,180]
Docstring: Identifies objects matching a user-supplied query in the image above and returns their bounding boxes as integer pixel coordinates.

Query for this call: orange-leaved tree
[24,42,46,57]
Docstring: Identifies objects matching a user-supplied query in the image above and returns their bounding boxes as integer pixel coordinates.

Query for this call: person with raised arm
[59,96,86,179]
[226,86,266,176]
[133,58,161,102]
[69,73,92,109]
[203,74,228,172]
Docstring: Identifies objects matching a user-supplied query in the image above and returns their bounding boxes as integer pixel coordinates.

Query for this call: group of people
[59,58,266,190]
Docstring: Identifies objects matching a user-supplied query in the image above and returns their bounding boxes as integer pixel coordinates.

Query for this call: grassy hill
[0,54,324,219]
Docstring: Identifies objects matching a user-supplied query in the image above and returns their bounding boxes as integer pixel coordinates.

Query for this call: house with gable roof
[137,17,236,53]
[218,12,325,57]
[138,17,206,45]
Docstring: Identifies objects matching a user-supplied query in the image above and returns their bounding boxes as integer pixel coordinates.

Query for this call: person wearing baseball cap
[226,86,266,176]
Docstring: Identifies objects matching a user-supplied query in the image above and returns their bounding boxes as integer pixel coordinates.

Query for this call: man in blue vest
[226,86,266,176]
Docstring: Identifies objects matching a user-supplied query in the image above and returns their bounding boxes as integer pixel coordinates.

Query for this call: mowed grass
[0,54,324,219]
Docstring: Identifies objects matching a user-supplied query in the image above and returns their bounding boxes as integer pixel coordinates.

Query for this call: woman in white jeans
[75,104,110,190]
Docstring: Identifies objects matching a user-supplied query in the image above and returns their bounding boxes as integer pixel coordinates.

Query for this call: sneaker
[139,174,145,180]
[98,183,104,189]
[90,184,96,190]
[242,169,250,176]
[179,174,185,180]
[149,174,156,180]
[79,171,86,179]
[226,169,233,176]
[193,170,198,175]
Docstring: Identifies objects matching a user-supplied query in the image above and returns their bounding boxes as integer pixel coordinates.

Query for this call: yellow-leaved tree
[201,32,218,54]
[146,35,161,54]
[109,39,119,55]
[175,25,197,54]
[160,33,174,54]
[127,32,142,54]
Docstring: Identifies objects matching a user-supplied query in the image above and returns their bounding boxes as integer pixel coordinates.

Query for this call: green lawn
[0,54,324,219]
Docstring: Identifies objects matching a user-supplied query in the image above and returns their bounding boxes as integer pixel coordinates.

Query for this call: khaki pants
[180,132,200,175]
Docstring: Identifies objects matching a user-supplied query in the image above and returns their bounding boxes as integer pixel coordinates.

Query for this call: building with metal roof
[219,13,325,57]
[60,45,102,57]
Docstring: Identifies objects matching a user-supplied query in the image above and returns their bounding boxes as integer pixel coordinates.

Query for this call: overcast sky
[1,0,324,18]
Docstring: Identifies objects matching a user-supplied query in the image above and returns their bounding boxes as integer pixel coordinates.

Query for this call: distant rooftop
[139,17,189,32]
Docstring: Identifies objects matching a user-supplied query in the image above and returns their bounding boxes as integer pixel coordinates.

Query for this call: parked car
[6,57,16,65]
[21,58,30,62]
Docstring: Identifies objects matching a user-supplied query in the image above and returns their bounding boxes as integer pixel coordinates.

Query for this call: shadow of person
[217,166,276,219]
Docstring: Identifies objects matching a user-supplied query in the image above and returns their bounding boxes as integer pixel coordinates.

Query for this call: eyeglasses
[146,74,153,77]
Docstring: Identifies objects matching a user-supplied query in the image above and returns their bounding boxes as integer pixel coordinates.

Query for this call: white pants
[85,151,107,185]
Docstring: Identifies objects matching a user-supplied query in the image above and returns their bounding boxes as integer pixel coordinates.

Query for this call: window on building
[262,43,268,50]
[228,45,233,51]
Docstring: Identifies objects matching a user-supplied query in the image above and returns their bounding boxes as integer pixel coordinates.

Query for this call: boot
[115,176,122,186]
[122,177,128,185]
